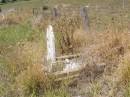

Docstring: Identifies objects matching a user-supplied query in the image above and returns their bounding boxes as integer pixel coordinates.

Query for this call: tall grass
[0,2,130,97]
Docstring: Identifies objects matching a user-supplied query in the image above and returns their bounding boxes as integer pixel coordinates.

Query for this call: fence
[0,2,130,32]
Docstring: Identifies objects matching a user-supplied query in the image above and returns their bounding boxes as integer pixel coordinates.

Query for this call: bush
[15,64,50,97]
[14,63,70,97]
[54,15,82,54]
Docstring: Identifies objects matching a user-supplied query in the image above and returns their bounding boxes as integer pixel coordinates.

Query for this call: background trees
[0,0,18,3]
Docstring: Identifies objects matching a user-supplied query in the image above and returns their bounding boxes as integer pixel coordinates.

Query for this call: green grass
[0,24,33,45]
[0,0,52,9]
[1,0,130,9]
[45,88,70,97]
[124,83,130,97]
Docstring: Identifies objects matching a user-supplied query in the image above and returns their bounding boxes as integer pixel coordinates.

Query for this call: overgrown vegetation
[0,0,130,97]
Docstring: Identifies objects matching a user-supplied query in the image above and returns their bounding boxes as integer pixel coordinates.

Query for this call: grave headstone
[46,25,56,71]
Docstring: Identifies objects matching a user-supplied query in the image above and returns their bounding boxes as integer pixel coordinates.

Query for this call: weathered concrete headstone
[46,25,56,71]
[80,6,89,32]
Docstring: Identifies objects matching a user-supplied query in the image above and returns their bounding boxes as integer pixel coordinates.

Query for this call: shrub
[14,63,70,97]
[54,15,82,54]
[15,64,50,97]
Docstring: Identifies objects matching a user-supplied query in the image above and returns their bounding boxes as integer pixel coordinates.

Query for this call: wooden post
[52,6,60,19]
[33,8,38,16]
[80,6,89,32]
[32,8,35,16]
[122,0,125,9]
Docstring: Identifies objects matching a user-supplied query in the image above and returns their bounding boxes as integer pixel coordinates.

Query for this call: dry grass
[1,26,130,97]
[32,14,84,55]
[76,30,130,97]
[53,15,82,54]
[1,5,130,97]
[116,53,130,85]
[83,31,130,68]
[15,64,48,97]
[2,41,44,79]
[0,11,31,26]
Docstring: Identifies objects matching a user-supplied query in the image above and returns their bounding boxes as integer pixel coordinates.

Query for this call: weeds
[117,53,130,84]
[44,87,70,97]
[88,82,101,97]
[0,1,130,97]
[15,64,48,97]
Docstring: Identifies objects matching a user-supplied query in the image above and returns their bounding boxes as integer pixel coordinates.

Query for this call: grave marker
[46,25,56,71]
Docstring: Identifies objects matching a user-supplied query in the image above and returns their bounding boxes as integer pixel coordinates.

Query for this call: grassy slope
[0,0,130,97]
[1,0,129,9]
[1,0,130,33]
[0,24,33,44]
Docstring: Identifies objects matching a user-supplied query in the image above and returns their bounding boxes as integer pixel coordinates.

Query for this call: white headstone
[46,25,56,64]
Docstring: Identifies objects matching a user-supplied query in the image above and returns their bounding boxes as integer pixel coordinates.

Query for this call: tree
[1,0,7,3]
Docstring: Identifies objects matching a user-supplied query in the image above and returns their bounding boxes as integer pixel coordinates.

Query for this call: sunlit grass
[0,24,33,44]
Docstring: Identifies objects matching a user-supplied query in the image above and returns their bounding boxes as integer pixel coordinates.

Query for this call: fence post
[33,8,38,16]
[32,8,34,15]
[52,6,60,19]
[122,0,125,9]
[80,6,89,32]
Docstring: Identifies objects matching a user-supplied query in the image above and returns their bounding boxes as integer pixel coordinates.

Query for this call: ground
[0,0,130,97]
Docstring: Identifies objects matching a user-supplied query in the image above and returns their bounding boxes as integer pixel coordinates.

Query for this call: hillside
[0,0,130,97]
[1,0,130,9]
